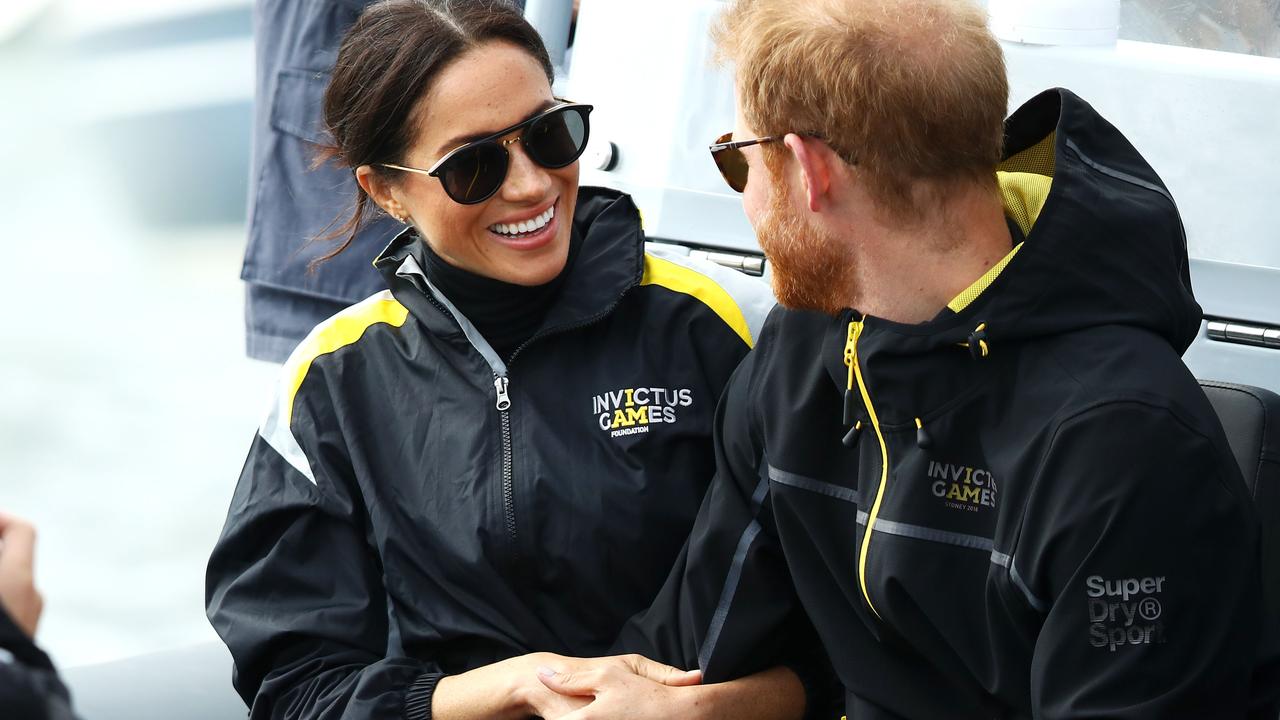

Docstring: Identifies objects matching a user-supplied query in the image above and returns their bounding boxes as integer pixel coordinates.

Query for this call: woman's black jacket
[205,188,776,719]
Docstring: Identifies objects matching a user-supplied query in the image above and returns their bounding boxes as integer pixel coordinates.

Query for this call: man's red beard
[757,186,855,316]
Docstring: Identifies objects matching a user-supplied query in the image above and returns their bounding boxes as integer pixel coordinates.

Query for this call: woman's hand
[538,658,804,720]
[431,652,585,720]
[527,654,701,719]
[535,654,702,719]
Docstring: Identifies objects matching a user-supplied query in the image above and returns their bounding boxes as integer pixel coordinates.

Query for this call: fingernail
[537,666,557,678]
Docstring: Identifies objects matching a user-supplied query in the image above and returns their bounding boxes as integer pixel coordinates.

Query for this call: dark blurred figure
[241,0,527,362]
[0,513,77,720]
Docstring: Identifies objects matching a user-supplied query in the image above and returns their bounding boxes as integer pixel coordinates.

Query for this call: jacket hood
[823,88,1202,426]
[966,87,1200,350]
[372,186,645,340]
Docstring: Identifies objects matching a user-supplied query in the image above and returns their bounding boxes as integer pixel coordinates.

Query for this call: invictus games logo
[1087,574,1168,652]
[927,461,998,512]
[593,387,693,438]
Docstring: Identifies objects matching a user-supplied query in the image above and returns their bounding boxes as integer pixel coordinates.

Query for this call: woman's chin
[507,247,570,286]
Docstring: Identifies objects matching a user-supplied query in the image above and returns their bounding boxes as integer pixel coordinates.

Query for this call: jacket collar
[372,187,646,348]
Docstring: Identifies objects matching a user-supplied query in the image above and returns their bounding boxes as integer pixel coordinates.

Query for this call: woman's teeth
[489,205,555,236]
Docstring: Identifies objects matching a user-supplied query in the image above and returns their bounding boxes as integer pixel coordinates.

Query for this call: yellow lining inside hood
[946,131,1056,313]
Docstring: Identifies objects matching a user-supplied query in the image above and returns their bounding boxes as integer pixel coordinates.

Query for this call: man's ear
[783,134,832,213]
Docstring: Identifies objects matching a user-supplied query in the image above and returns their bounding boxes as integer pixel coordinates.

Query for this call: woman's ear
[356,165,407,223]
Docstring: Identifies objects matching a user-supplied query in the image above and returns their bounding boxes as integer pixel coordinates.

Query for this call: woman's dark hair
[316,0,554,263]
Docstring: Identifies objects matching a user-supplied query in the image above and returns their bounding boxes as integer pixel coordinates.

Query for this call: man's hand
[535,654,704,720]
[0,512,43,638]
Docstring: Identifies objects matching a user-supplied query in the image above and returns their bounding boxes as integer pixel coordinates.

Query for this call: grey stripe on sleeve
[767,464,860,504]
[698,469,771,671]
[991,550,1048,613]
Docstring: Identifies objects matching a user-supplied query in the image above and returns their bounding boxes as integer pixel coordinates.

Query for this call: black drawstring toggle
[842,389,857,426]
[966,324,990,360]
[915,418,933,450]
[842,421,863,448]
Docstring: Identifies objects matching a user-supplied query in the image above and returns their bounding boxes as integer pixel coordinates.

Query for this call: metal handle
[1206,319,1280,349]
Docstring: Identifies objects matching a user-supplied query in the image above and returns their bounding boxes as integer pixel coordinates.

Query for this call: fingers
[525,681,593,719]
[0,512,41,638]
[538,665,599,697]
[0,513,36,577]
[620,654,703,687]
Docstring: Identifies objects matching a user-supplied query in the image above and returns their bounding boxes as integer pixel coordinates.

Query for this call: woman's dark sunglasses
[383,102,593,205]
[709,131,780,193]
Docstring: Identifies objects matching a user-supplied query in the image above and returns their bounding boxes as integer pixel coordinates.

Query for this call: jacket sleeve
[206,374,440,720]
[616,350,823,688]
[1017,401,1264,719]
[0,605,78,720]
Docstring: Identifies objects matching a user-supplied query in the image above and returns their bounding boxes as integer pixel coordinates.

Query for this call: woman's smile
[486,196,559,251]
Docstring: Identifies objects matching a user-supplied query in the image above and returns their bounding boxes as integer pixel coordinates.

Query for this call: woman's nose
[500,140,553,202]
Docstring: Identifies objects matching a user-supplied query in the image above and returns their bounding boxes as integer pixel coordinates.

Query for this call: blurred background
[0,0,1276,671]
[0,0,274,668]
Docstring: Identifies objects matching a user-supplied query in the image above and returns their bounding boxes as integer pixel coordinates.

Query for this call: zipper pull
[494,376,511,411]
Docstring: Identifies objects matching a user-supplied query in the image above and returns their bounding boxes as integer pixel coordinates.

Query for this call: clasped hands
[521,652,705,720]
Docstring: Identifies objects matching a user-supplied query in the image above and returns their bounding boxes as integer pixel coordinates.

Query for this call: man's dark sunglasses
[709,131,780,193]
[383,102,593,205]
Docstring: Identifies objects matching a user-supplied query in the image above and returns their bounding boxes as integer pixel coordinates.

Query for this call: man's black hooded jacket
[620,89,1280,719]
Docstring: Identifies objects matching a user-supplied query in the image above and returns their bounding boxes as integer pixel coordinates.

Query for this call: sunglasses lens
[525,106,590,169]
[711,133,749,193]
[440,142,508,204]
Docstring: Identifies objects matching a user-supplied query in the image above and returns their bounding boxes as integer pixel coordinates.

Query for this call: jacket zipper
[493,375,516,545]
[490,290,632,556]
[845,318,889,620]
[408,257,637,557]
[422,289,522,552]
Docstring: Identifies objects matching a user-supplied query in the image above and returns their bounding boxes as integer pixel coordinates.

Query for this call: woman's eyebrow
[435,99,559,154]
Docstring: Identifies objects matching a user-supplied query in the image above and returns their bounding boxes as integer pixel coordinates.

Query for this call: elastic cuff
[403,672,444,720]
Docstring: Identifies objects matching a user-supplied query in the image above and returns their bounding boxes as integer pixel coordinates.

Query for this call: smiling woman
[203,2,809,720]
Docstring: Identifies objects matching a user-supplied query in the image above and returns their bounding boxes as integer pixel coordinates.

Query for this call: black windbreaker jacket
[621,89,1280,719]
[206,188,775,719]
